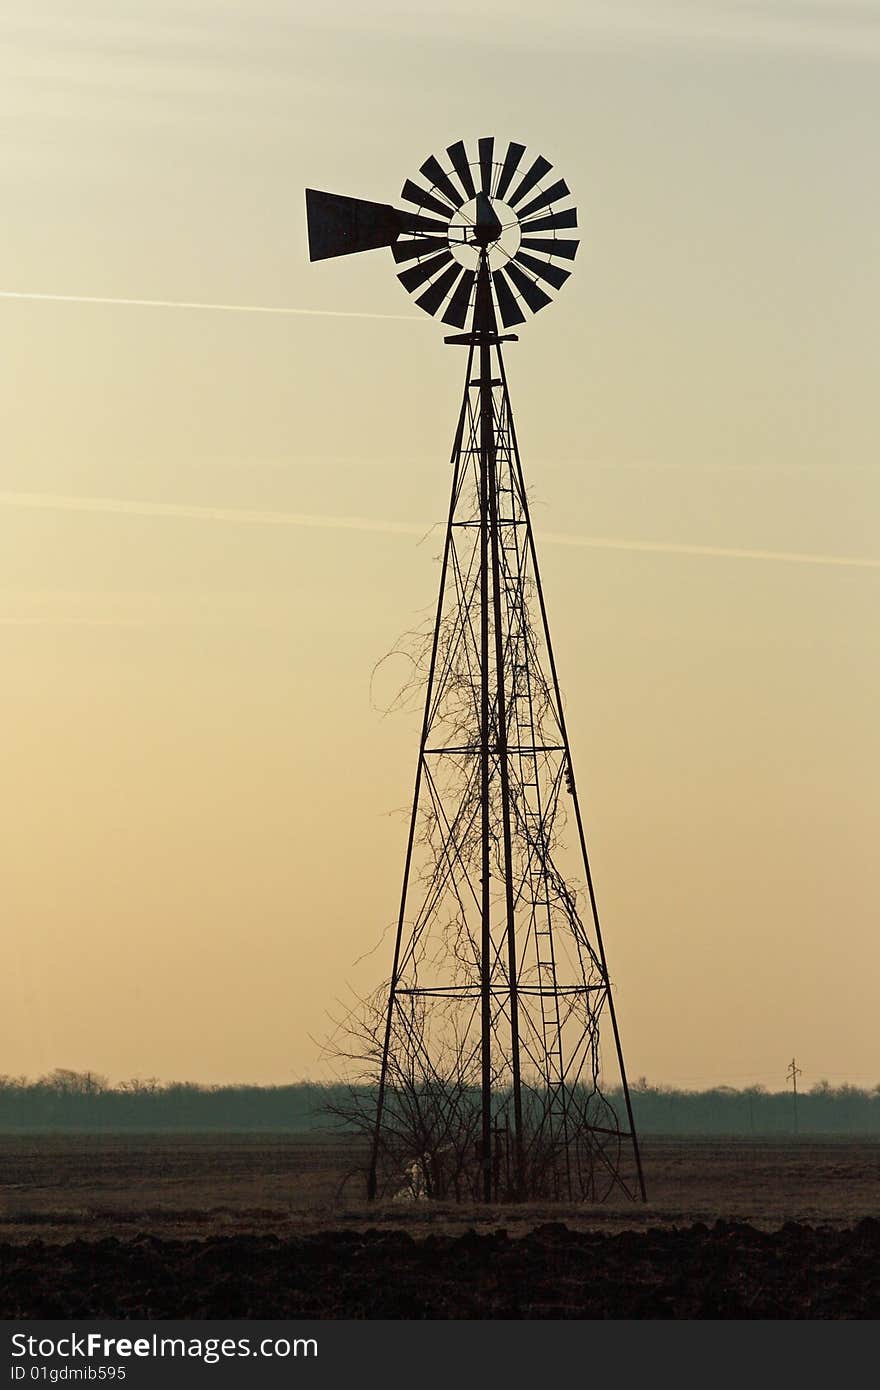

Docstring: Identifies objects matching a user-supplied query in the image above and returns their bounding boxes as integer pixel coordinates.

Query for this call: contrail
[2,491,878,571]
[0,492,427,538]
[540,530,880,571]
[0,290,421,322]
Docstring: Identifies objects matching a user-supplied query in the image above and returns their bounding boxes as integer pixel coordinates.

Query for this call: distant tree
[39,1069,107,1095]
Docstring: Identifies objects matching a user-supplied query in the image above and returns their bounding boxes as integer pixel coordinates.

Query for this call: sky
[2,0,878,1089]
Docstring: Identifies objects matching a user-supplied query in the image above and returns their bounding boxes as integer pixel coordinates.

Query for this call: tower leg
[477,254,524,1197]
[368,338,476,1200]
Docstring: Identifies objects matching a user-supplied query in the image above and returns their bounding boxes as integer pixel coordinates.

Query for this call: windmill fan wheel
[393,138,579,328]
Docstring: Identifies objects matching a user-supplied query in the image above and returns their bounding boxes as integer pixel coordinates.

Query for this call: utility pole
[786,1057,802,1135]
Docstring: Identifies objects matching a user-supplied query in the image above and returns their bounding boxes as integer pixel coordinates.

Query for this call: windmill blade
[520,237,579,261]
[447,140,476,200]
[514,251,571,291]
[500,261,553,314]
[519,207,578,235]
[305,189,405,261]
[508,155,553,209]
[495,141,526,201]
[419,155,465,210]
[441,268,476,328]
[397,249,453,292]
[478,137,494,196]
[492,269,527,327]
[391,236,450,264]
[400,179,455,222]
[516,178,570,222]
[416,262,463,316]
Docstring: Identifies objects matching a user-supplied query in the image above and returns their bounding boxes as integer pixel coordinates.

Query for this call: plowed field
[2,1135,878,1317]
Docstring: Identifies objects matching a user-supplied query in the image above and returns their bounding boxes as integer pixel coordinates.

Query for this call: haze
[2,0,878,1088]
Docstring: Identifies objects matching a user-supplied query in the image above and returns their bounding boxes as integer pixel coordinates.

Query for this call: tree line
[0,1071,878,1134]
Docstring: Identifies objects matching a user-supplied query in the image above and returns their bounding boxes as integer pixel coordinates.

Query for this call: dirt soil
[3,1220,880,1318]
[1,1135,878,1317]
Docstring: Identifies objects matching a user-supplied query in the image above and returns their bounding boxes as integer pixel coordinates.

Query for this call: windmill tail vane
[306,139,646,1204]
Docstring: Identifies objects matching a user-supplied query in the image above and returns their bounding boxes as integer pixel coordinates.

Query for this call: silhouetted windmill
[307,139,645,1203]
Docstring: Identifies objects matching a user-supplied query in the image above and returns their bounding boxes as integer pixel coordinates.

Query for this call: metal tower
[306,138,645,1203]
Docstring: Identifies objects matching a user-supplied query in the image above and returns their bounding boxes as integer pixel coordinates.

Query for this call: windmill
[306,138,645,1203]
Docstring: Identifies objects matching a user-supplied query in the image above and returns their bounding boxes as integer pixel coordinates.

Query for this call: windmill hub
[448,195,520,272]
[471,190,503,246]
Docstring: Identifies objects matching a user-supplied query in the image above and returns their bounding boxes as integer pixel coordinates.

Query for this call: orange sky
[2,1,878,1089]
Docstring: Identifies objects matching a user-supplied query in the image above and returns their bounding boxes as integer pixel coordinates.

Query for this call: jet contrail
[0,492,427,538]
[2,491,878,571]
[540,530,880,571]
[0,290,421,322]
